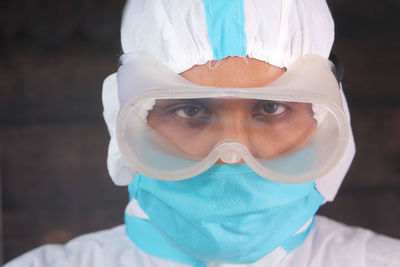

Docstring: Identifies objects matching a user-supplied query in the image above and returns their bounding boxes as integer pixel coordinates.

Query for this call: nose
[218,147,243,164]
[215,111,251,164]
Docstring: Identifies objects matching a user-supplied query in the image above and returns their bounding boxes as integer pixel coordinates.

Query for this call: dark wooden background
[1,0,399,264]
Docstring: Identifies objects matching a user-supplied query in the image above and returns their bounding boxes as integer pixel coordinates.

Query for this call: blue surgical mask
[125,163,324,266]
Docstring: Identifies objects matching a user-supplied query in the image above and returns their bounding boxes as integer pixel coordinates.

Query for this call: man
[5,0,400,266]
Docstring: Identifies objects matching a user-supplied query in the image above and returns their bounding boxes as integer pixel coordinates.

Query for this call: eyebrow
[156,98,294,110]
[155,99,212,109]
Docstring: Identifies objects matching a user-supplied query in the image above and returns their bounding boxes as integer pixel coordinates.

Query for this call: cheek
[148,115,215,157]
[250,106,317,159]
[275,107,317,155]
[274,118,316,155]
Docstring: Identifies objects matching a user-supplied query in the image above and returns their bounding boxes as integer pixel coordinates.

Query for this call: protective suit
[5,0,400,266]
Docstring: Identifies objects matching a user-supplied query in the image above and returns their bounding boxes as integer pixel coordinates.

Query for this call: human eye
[170,102,211,126]
[173,105,205,118]
[252,101,291,120]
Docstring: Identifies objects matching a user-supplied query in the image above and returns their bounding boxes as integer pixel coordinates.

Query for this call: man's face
[147,57,317,162]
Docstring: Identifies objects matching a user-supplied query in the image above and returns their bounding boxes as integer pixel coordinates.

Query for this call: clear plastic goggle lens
[117,96,347,183]
[146,98,317,160]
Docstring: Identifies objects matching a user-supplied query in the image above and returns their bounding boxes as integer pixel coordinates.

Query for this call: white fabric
[5,216,400,267]
[103,73,136,185]
[125,198,149,219]
[314,89,355,201]
[121,0,213,74]
[244,0,334,69]
[311,104,328,127]
[121,0,333,73]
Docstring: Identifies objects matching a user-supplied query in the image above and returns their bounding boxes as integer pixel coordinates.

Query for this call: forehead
[179,57,286,88]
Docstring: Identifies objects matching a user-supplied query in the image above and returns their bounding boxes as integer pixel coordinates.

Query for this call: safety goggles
[116,53,349,184]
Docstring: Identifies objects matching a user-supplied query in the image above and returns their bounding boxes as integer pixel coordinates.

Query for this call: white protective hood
[102,0,355,202]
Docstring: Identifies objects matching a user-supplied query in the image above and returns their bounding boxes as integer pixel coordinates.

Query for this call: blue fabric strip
[125,213,205,266]
[281,216,316,252]
[126,213,316,265]
[203,0,247,60]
